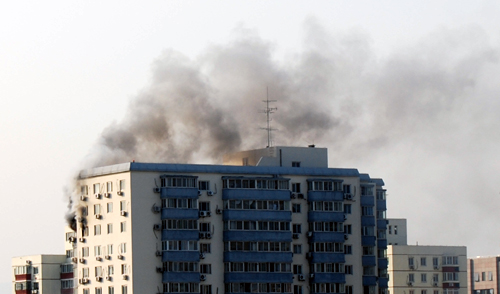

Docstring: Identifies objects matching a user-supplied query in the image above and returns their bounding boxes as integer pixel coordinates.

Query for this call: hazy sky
[2,0,500,287]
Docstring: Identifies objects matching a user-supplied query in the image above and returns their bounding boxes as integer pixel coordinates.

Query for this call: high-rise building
[387,245,467,294]
[467,256,500,294]
[24,146,391,294]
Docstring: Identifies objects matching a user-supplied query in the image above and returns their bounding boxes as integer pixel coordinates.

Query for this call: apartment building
[12,254,73,294]
[467,256,500,294]
[37,145,389,294]
[387,245,467,294]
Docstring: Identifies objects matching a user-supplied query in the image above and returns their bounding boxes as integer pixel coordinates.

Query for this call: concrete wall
[386,219,407,245]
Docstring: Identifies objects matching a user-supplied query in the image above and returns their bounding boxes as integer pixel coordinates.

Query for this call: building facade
[32,146,390,294]
[387,245,467,294]
[467,256,500,294]
[386,218,407,246]
[12,254,73,294]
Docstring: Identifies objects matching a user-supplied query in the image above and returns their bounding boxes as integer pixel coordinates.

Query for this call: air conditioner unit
[79,237,85,243]
[69,236,76,242]
[298,193,304,199]
[153,206,161,213]
[80,195,87,201]
[432,282,438,287]
[407,281,413,286]
[96,276,102,282]
[207,211,211,216]
[104,193,110,198]
[117,255,124,260]
[198,190,202,196]
[32,290,38,294]
[344,214,347,220]
[95,193,101,199]
[79,258,85,264]
[155,251,162,257]
[199,232,206,239]
[206,233,212,239]
[207,191,214,196]
[307,231,313,238]
[106,276,112,281]
[310,274,315,279]
[433,265,439,270]
[344,234,349,240]
[82,278,89,284]
[153,188,161,193]
[292,233,299,239]
[298,274,305,281]
[200,274,206,281]
[409,265,415,270]
[153,224,161,231]
[71,257,78,263]
[96,256,102,261]
[105,255,111,260]
[216,208,222,214]
[79,279,83,284]
[200,253,206,259]
[122,275,128,280]
[199,211,207,217]
[95,214,102,219]
[117,191,124,196]
[156,267,164,273]
[120,211,127,216]
[344,193,352,200]
[291,193,296,199]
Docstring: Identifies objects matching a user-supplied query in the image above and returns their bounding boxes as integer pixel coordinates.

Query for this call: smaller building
[387,218,408,246]
[468,256,500,294]
[387,245,467,294]
[12,254,74,294]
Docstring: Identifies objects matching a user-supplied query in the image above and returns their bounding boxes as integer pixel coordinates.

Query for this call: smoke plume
[68,21,500,257]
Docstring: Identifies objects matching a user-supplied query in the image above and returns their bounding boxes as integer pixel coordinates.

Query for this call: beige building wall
[388,245,467,294]
[387,218,407,246]
[468,256,500,294]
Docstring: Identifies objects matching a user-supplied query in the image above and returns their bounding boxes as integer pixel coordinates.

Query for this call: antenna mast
[261,87,277,147]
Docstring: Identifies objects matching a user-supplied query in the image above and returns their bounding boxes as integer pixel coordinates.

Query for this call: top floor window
[376,190,386,200]
[307,180,343,191]
[292,162,301,167]
[222,177,289,190]
[14,266,31,275]
[160,176,197,188]
[198,181,210,190]
[361,186,374,196]
[442,256,459,265]
[81,185,88,195]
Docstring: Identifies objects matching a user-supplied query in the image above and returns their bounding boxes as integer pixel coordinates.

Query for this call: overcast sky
[1,0,500,288]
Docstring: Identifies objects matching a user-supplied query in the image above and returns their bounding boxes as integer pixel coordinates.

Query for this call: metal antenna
[261,87,277,147]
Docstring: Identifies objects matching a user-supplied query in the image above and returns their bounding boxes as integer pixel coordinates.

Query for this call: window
[408,273,415,282]
[81,185,88,195]
[293,245,302,254]
[120,222,126,232]
[107,224,113,234]
[421,273,427,282]
[121,264,128,275]
[408,257,415,267]
[198,181,210,190]
[443,272,459,281]
[242,157,249,166]
[162,240,198,251]
[363,247,375,255]
[82,267,89,278]
[200,243,211,253]
[292,183,301,193]
[199,223,211,233]
[120,200,127,212]
[108,286,114,294]
[119,180,125,191]
[482,272,486,281]
[345,265,353,274]
[344,245,352,254]
[83,226,89,236]
[344,204,351,214]
[200,264,212,274]
[394,225,398,235]
[201,285,212,294]
[442,256,459,265]
[294,285,303,294]
[82,247,89,257]
[108,265,114,275]
[162,198,198,209]
[433,257,439,268]
[94,245,102,257]
[95,266,102,277]
[433,273,439,282]
[362,226,374,236]
[160,176,197,188]
[83,289,89,294]
[107,244,113,255]
[93,183,100,194]
[121,285,127,294]
[94,225,101,236]
[489,271,494,281]
[107,203,113,213]
[163,219,198,230]
[292,203,301,213]
[345,286,353,294]
[292,161,301,167]
[94,204,101,215]
[362,206,373,216]
[119,243,127,254]
[421,257,427,266]
[293,224,301,234]
[60,264,73,273]
[377,210,386,219]
[421,291,427,294]
[95,288,102,294]
[106,182,112,192]
[199,202,210,212]
[293,264,303,274]
[344,224,352,234]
